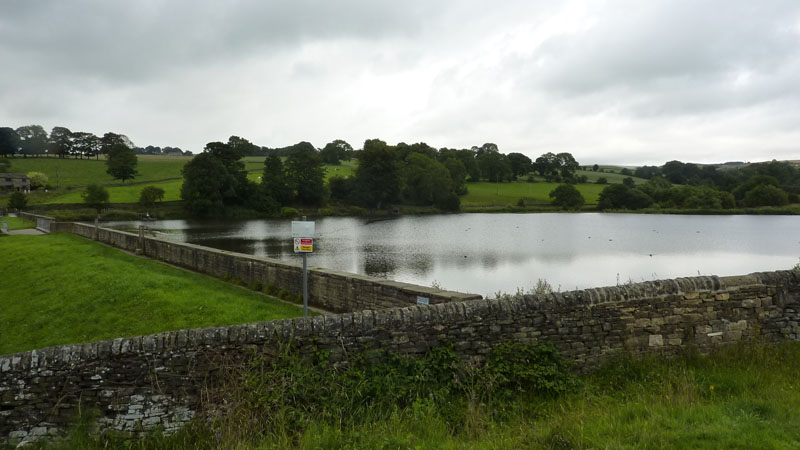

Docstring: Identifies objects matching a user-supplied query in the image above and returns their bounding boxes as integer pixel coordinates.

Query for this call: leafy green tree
[477,151,511,182]
[444,158,468,195]
[622,177,635,187]
[595,177,608,185]
[598,184,653,210]
[180,152,237,216]
[402,153,459,210]
[439,148,480,181]
[48,127,73,158]
[82,184,109,213]
[592,164,599,172]
[261,155,292,205]
[533,152,560,179]
[507,152,533,179]
[556,153,580,181]
[15,125,48,157]
[742,184,789,207]
[106,143,138,183]
[286,147,326,205]
[354,139,401,209]
[100,133,134,158]
[72,132,101,159]
[328,176,356,204]
[0,127,19,157]
[549,184,585,210]
[320,139,352,165]
[227,136,259,157]
[139,186,165,210]
[26,172,48,190]
[8,191,27,211]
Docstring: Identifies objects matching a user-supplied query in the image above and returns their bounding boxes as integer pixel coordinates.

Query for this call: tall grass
[24,342,800,449]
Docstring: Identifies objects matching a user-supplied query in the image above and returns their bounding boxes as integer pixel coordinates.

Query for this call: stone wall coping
[4,268,797,371]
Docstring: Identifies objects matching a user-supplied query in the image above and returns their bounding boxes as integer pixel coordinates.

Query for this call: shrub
[485,340,577,398]
[280,207,300,218]
[8,191,27,211]
[82,184,110,213]
[595,177,608,185]
[26,171,48,190]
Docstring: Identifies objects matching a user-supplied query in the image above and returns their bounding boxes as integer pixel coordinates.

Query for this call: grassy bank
[0,216,35,230]
[0,233,305,354]
[461,181,604,206]
[24,341,800,449]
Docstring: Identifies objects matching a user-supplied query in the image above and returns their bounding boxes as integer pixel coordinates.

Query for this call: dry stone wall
[2,269,799,445]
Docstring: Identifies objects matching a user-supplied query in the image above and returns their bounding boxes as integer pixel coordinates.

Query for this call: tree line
[179,137,585,216]
[597,160,800,210]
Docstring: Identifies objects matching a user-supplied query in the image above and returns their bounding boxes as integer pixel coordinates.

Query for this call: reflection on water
[106,214,800,297]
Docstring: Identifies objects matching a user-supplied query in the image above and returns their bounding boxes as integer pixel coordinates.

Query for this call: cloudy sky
[1,1,799,165]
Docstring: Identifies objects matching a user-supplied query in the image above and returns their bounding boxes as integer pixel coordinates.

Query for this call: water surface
[107,214,800,297]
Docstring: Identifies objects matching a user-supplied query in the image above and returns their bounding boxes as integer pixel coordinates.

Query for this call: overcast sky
[1,1,799,165]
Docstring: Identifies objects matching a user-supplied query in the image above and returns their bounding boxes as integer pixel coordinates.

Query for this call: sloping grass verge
[0,233,304,354]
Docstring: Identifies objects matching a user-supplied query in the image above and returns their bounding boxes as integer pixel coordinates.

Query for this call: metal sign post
[292,218,315,317]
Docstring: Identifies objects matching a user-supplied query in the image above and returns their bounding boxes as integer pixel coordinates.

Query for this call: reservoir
[107,213,800,297]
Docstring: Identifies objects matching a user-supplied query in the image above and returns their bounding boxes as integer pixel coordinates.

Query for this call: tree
[106,143,138,183]
[26,172,48,190]
[592,164,599,172]
[549,184,585,210]
[444,158,468,194]
[533,152,560,180]
[16,125,48,157]
[328,176,356,204]
[556,152,580,181]
[82,184,109,213]
[596,177,608,184]
[100,132,134,158]
[0,127,20,157]
[742,185,789,207]
[354,139,401,209]
[180,152,237,216]
[49,127,73,158]
[139,186,165,210]
[402,153,459,210]
[477,151,511,182]
[72,132,100,159]
[261,155,292,205]
[622,177,635,187]
[597,184,653,210]
[507,152,533,179]
[285,146,326,205]
[8,191,27,211]
[228,136,259,157]
[320,139,352,165]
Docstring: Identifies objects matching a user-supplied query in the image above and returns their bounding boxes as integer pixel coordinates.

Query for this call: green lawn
[462,181,606,206]
[1,216,35,230]
[0,233,305,354]
[6,155,190,189]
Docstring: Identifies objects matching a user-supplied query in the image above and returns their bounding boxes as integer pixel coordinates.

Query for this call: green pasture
[5,155,190,188]
[462,181,605,206]
[576,169,647,184]
[0,233,305,355]
[41,179,183,204]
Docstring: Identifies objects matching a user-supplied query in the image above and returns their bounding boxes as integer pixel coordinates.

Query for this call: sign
[291,221,315,238]
[294,237,313,253]
[416,296,429,306]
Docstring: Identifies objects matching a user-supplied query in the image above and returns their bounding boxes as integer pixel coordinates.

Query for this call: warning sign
[294,238,313,253]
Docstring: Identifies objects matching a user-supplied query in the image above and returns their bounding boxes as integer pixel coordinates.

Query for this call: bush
[8,191,27,211]
[280,207,300,218]
[485,341,577,398]
[595,177,608,184]
[26,171,48,190]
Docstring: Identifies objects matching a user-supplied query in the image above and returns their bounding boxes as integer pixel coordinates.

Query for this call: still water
[107,214,800,297]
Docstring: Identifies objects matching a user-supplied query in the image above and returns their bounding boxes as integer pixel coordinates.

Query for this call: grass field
[5,155,190,188]
[576,168,646,184]
[0,216,35,230]
[461,181,606,206]
[0,233,305,354]
[5,156,356,207]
